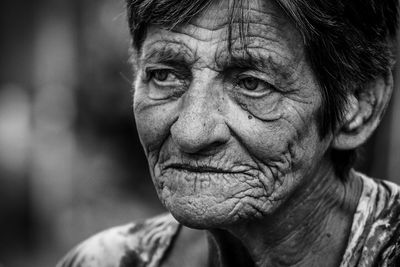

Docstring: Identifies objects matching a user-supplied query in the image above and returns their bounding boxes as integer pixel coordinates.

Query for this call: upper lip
[164,163,240,174]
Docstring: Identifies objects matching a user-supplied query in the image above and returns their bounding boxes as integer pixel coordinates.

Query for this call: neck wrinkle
[206,159,362,267]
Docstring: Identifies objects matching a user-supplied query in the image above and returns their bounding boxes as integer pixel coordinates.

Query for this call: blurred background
[1,0,400,266]
[0,0,164,266]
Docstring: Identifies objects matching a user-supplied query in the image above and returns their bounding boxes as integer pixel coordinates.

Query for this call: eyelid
[236,72,269,87]
[143,67,174,82]
[144,69,190,94]
[143,63,191,80]
[237,70,264,79]
[144,64,174,73]
[238,71,286,92]
[230,72,277,97]
[147,70,180,84]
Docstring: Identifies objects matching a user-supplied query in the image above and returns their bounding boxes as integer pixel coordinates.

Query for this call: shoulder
[348,172,400,266]
[380,233,400,267]
[56,213,181,267]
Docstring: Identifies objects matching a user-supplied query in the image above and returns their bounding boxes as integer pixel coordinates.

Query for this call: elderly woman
[58,0,400,266]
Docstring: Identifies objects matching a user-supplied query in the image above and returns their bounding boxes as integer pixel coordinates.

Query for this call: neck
[206,164,362,267]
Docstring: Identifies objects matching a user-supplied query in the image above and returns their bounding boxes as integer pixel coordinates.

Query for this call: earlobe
[332,71,393,150]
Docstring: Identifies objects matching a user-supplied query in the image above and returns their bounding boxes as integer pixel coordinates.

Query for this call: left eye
[239,77,260,91]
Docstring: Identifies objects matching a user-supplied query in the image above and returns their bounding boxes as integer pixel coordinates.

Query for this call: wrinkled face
[133,0,332,228]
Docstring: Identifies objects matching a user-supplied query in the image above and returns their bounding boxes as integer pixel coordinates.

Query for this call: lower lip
[159,168,247,188]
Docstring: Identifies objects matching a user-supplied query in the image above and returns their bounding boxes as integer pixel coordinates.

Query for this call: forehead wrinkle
[168,23,290,55]
[186,11,281,32]
[215,35,293,65]
[186,18,228,32]
[154,0,297,57]
[191,28,288,47]
[176,13,298,53]
[244,46,297,70]
[216,35,284,50]
[169,26,225,43]
[178,0,288,41]
[187,0,284,28]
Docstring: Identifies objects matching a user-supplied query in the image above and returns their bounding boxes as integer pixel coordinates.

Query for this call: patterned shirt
[57,172,400,267]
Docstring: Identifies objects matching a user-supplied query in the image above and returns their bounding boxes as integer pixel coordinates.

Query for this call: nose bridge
[182,67,221,122]
[171,70,227,153]
[185,78,217,117]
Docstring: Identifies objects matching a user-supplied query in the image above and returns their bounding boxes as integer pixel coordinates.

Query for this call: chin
[160,193,261,229]
[166,204,233,229]
[153,169,275,227]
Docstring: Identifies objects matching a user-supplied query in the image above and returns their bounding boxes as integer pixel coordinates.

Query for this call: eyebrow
[216,48,291,75]
[140,43,195,68]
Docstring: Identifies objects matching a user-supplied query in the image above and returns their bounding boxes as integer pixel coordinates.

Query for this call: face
[133,0,332,228]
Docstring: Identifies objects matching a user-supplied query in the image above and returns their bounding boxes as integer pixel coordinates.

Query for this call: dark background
[1,0,400,266]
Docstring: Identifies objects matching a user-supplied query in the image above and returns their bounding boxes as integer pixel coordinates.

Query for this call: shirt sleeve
[56,213,180,267]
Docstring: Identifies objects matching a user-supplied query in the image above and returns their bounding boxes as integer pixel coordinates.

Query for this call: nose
[170,78,230,154]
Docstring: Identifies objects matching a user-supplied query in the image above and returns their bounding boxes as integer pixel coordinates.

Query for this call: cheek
[229,91,282,121]
[134,86,179,157]
[227,97,322,175]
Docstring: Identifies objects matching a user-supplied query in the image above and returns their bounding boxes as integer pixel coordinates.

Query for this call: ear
[331,71,393,150]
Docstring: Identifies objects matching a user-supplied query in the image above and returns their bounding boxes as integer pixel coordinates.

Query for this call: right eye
[152,70,168,81]
[143,68,188,100]
[147,69,180,85]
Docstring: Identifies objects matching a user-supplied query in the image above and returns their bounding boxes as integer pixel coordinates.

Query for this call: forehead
[186,0,292,39]
[140,0,303,69]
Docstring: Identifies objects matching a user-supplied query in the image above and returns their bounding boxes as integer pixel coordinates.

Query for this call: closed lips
[164,163,243,174]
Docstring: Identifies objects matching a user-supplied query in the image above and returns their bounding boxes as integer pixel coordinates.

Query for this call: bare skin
[133,0,363,266]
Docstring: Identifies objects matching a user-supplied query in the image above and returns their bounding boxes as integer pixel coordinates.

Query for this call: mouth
[164,163,241,174]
